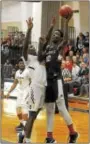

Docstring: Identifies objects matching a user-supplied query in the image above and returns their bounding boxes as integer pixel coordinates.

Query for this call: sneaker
[18,132,24,143]
[15,123,24,132]
[68,132,79,143]
[45,137,57,143]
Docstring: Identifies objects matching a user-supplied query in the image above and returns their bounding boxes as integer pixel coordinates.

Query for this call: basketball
[59,5,73,18]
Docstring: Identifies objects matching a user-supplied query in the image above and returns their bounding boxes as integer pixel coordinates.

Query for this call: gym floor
[1,98,89,143]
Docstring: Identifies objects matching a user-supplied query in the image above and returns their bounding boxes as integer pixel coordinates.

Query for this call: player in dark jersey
[43,15,79,143]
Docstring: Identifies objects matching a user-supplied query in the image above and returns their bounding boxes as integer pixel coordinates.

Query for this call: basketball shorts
[16,86,30,110]
[27,84,46,111]
[45,79,64,103]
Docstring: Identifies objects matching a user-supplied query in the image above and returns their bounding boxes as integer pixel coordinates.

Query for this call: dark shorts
[45,79,58,103]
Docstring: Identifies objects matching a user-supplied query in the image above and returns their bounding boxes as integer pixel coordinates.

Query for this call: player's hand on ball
[51,16,56,26]
[66,13,73,22]
[26,17,33,29]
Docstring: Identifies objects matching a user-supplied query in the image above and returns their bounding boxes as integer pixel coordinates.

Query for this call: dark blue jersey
[45,44,62,80]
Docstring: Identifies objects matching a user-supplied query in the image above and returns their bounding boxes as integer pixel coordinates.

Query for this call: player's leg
[20,88,30,127]
[18,85,44,143]
[18,109,41,143]
[21,107,29,127]
[16,95,24,132]
[56,79,79,143]
[45,102,56,143]
[45,81,58,143]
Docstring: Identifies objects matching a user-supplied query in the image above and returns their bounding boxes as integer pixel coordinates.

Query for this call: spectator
[83,53,89,64]
[79,62,89,78]
[84,32,89,48]
[61,60,72,82]
[3,59,13,78]
[61,60,74,97]
[76,52,80,66]
[65,56,73,72]
[79,73,89,98]
[11,68,16,79]
[67,39,75,52]
[76,32,85,53]
[68,50,74,60]
[72,60,80,80]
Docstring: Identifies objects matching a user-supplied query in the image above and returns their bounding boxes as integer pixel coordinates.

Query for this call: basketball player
[6,58,32,132]
[18,17,56,143]
[44,15,79,143]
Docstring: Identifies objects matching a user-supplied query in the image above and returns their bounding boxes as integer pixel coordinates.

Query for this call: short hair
[55,29,63,38]
[17,58,23,63]
[28,44,37,56]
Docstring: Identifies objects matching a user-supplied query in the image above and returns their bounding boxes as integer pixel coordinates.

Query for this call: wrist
[8,91,10,94]
[50,24,54,27]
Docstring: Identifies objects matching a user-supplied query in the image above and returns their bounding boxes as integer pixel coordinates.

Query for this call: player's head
[28,44,37,56]
[18,58,25,70]
[51,29,63,43]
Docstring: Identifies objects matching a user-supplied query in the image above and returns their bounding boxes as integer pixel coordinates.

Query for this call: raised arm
[38,17,56,62]
[23,17,33,60]
[63,13,73,41]
[57,14,73,56]
[39,17,56,51]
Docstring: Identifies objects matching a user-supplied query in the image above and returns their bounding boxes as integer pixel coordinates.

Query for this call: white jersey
[22,54,47,87]
[31,63,47,87]
[15,68,31,90]
[22,54,38,68]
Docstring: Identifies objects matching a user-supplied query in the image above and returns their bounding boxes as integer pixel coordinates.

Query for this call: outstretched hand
[51,16,56,26]
[26,17,33,29]
[64,13,73,23]
[5,93,10,99]
[67,13,73,22]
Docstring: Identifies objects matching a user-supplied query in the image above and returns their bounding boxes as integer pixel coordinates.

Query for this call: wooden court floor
[1,99,89,143]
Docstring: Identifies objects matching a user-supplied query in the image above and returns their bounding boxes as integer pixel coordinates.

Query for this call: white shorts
[16,86,30,110]
[27,84,45,111]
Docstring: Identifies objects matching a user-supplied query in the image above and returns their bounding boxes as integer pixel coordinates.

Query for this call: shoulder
[16,70,20,75]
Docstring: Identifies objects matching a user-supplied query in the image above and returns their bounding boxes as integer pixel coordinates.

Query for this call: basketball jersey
[15,68,31,90]
[45,44,62,80]
[23,54,47,87]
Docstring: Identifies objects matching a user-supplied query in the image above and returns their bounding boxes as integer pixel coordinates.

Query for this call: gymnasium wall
[63,1,89,36]
[1,1,89,39]
[79,1,89,33]
[41,1,60,36]
[1,1,42,42]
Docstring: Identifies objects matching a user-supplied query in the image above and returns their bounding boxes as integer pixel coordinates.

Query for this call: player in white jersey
[18,17,55,143]
[6,58,33,132]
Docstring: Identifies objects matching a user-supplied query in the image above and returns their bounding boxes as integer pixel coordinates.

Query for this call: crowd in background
[1,31,89,98]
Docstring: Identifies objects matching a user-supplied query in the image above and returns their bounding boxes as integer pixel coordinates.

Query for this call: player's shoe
[68,132,79,143]
[45,137,57,143]
[18,132,25,143]
[15,123,24,132]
